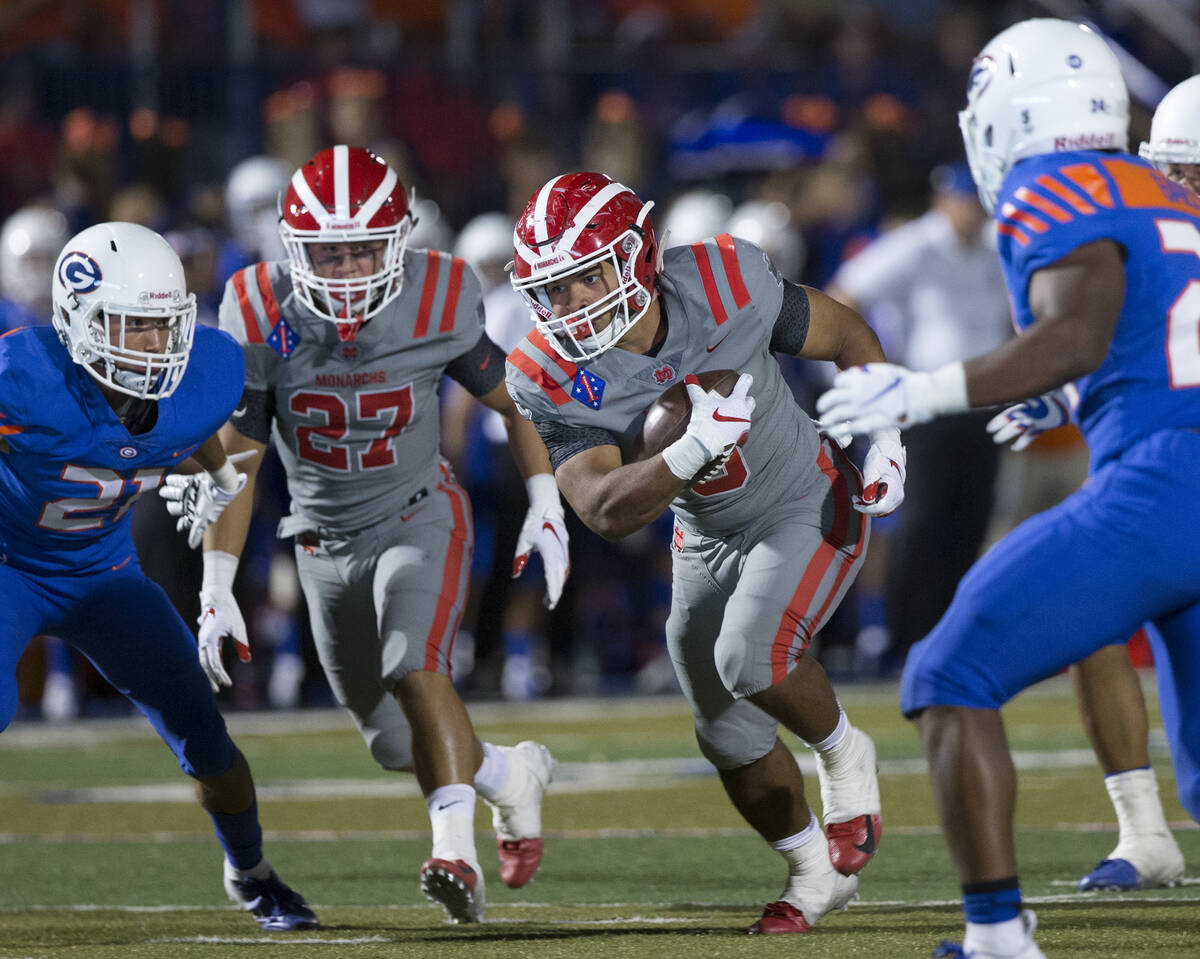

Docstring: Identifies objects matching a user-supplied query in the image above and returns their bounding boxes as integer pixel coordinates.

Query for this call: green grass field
[2,677,1197,957]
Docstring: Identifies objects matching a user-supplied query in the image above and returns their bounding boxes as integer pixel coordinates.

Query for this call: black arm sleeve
[229,387,274,444]
[535,419,620,472]
[768,281,811,355]
[445,332,507,397]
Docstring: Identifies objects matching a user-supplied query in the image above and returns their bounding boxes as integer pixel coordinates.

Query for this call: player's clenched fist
[662,372,755,482]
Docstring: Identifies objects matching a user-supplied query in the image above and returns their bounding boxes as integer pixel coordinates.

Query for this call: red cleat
[419,857,485,923]
[747,900,814,934]
[497,837,544,890]
[826,813,882,876]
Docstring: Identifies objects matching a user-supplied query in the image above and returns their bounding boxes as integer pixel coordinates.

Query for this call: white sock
[808,705,850,755]
[230,857,273,880]
[426,783,477,864]
[1107,767,1171,846]
[964,914,1030,956]
[474,742,509,802]
[771,813,824,876]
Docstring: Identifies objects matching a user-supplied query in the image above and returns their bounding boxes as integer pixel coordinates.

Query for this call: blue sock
[962,877,1022,924]
[207,799,264,870]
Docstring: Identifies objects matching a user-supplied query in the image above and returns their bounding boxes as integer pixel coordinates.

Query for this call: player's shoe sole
[419,858,485,923]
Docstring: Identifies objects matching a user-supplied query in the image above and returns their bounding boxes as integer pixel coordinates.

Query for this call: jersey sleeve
[190,326,246,427]
[504,332,576,426]
[445,332,506,396]
[0,336,30,451]
[995,154,1130,279]
[217,264,284,391]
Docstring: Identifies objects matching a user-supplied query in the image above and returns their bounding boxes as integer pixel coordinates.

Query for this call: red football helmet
[280,145,413,335]
[511,172,659,362]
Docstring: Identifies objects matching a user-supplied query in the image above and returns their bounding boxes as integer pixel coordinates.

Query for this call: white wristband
[202,550,240,594]
[926,361,969,415]
[210,459,239,492]
[660,433,712,480]
[525,472,560,513]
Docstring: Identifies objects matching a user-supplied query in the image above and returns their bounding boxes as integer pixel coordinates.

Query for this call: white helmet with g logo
[959,19,1129,213]
[52,222,197,399]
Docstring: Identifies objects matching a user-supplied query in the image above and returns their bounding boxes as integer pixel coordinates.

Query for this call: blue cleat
[224,860,319,931]
[1078,857,1141,891]
[932,943,966,958]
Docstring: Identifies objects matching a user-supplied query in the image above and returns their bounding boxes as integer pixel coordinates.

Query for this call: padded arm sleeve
[445,332,507,397]
[768,281,811,355]
[229,387,274,444]
[535,419,620,472]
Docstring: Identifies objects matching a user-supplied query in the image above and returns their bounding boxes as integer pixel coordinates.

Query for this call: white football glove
[512,473,571,610]
[661,373,756,481]
[197,587,250,692]
[853,428,906,516]
[159,450,255,549]
[816,362,968,440]
[986,384,1079,451]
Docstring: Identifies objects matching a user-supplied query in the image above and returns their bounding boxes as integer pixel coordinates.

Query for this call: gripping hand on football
[661,373,755,481]
[986,384,1079,451]
[512,473,571,610]
[197,551,251,692]
[816,362,968,441]
[160,450,256,549]
[853,427,906,516]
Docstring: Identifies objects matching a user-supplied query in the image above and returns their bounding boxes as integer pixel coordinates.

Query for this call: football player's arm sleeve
[229,387,274,444]
[534,420,620,472]
[445,332,507,397]
[768,281,812,355]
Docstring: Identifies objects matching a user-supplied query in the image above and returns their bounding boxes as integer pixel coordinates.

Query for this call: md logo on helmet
[57,251,103,295]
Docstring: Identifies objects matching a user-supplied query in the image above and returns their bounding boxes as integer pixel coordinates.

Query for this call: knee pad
[694,700,777,771]
[356,695,414,771]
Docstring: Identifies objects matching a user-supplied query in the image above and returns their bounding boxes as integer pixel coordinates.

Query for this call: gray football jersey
[506,234,824,537]
[219,252,484,531]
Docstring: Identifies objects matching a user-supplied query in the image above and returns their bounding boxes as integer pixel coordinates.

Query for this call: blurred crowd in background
[5,0,1195,719]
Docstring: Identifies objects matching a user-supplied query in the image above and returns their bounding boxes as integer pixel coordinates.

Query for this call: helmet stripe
[356,166,398,225]
[559,181,630,251]
[530,175,567,244]
[333,144,350,219]
[291,168,330,226]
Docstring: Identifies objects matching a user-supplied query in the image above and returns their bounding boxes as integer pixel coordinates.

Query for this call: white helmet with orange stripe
[959,19,1129,213]
[510,171,659,363]
[279,145,414,337]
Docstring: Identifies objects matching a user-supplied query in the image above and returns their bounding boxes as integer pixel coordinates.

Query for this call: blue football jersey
[0,325,244,574]
[995,150,1200,468]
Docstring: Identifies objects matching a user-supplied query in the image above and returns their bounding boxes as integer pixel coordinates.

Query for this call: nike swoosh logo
[479,353,491,371]
[436,800,464,811]
[400,505,426,522]
[705,333,730,352]
[541,521,563,545]
[232,406,248,419]
[711,412,750,423]
[854,816,878,855]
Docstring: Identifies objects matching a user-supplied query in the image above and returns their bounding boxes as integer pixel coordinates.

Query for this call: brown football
[630,369,740,462]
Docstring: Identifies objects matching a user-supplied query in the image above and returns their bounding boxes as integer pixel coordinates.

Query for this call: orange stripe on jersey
[413,250,441,338]
[0,424,24,436]
[1000,202,1050,235]
[1060,163,1115,208]
[425,471,472,672]
[508,346,572,406]
[690,241,728,325]
[231,269,265,343]
[528,328,578,380]
[1013,186,1073,223]
[1035,175,1096,215]
[0,328,23,338]
[715,233,751,310]
[254,262,282,325]
[1102,158,1200,217]
[438,256,466,333]
[995,222,1031,247]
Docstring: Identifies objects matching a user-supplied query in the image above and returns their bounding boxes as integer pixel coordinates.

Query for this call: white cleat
[934,910,1047,958]
[815,726,882,875]
[483,741,555,888]
[1078,833,1186,891]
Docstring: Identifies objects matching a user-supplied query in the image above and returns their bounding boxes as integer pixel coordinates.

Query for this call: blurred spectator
[827,161,1011,674]
[218,154,291,282]
[660,188,733,248]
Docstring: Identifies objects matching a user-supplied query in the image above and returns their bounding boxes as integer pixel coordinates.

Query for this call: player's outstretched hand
[986,385,1078,451]
[662,373,755,481]
[159,450,255,549]
[853,428,906,516]
[197,588,251,692]
[512,474,571,610]
[816,362,966,439]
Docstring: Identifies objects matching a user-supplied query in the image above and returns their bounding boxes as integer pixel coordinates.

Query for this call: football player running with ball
[505,172,903,934]
[818,20,1200,958]
[0,222,316,932]
[174,146,565,923]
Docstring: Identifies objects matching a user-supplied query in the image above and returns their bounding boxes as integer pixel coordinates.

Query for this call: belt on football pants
[294,487,429,547]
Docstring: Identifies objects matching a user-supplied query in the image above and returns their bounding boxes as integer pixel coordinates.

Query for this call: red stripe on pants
[424,473,472,671]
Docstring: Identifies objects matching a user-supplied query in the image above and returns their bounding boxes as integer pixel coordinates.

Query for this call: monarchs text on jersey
[994,151,1200,468]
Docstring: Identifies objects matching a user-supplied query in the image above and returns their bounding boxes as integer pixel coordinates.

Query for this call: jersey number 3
[291,385,414,471]
[1157,219,1200,388]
